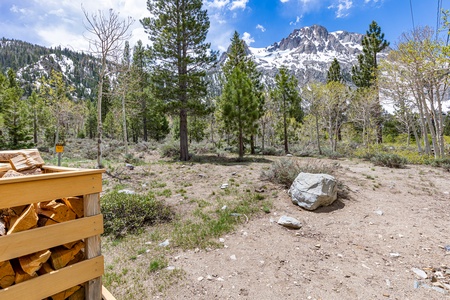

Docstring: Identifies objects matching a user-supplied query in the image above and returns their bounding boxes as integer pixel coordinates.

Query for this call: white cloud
[290,15,302,26]
[242,32,255,45]
[230,0,249,11]
[205,0,230,9]
[330,0,353,18]
[256,24,266,32]
[280,0,290,3]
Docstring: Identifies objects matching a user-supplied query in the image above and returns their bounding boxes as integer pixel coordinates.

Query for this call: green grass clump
[370,153,407,168]
[430,158,450,171]
[101,191,174,238]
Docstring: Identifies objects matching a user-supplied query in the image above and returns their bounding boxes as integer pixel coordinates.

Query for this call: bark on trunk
[180,108,189,161]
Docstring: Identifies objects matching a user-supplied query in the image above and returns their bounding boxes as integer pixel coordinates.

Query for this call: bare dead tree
[82,7,134,168]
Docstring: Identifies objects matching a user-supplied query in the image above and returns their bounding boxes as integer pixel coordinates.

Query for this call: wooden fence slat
[0,214,103,262]
[102,285,117,300]
[0,172,103,209]
[0,256,104,300]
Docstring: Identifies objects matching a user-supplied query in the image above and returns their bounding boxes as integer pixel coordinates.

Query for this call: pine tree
[327,58,344,83]
[222,31,264,154]
[141,0,217,161]
[351,21,389,143]
[220,66,259,159]
[272,67,303,154]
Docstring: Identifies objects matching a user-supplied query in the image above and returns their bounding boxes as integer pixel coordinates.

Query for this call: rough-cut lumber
[9,152,44,172]
[0,260,15,288]
[39,200,76,223]
[62,241,79,250]
[20,168,43,176]
[102,285,117,300]
[2,169,25,178]
[50,285,81,300]
[7,204,38,234]
[84,193,102,299]
[50,241,84,270]
[61,197,84,218]
[18,249,51,275]
[0,149,44,164]
[37,262,54,276]
[67,285,85,300]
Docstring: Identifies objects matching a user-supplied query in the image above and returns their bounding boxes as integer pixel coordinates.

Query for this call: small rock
[159,239,170,247]
[444,245,450,252]
[389,252,400,258]
[411,268,427,279]
[315,244,321,249]
[231,172,237,175]
[145,249,151,253]
[117,189,135,195]
[221,183,228,189]
[197,276,204,281]
[166,266,175,270]
[125,163,134,170]
[277,216,302,229]
[145,241,152,245]
[219,238,225,243]
[198,173,206,178]
[217,277,225,281]
[286,154,293,157]
[206,275,214,281]
[374,210,384,216]
[221,205,228,210]
[230,255,237,260]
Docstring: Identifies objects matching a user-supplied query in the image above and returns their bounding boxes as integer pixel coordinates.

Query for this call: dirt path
[152,158,450,299]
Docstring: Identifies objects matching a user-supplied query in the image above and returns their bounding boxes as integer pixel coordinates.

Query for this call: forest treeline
[1,1,450,163]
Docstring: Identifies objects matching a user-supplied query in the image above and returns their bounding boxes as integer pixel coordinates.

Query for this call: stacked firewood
[0,150,86,300]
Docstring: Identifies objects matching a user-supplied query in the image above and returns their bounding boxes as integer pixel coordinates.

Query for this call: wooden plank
[0,256,104,300]
[84,193,102,300]
[0,149,43,163]
[0,171,103,209]
[0,214,103,262]
[102,285,117,300]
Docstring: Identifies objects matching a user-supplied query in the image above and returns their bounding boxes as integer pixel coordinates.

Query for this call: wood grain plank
[84,193,102,300]
[0,172,103,209]
[0,215,103,262]
[0,256,104,300]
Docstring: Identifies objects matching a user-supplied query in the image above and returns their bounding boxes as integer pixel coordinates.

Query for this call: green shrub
[431,158,450,171]
[101,191,174,238]
[370,153,407,168]
[159,140,179,158]
[261,158,338,188]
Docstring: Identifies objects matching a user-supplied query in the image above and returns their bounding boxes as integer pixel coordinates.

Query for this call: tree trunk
[179,108,189,161]
[250,135,255,155]
[97,75,104,168]
[315,114,322,155]
[238,126,244,160]
[121,90,128,156]
[283,113,288,154]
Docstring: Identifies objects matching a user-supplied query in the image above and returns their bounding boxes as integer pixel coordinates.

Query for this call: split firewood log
[10,205,27,216]
[50,285,81,300]
[7,204,38,234]
[2,169,25,178]
[18,249,51,275]
[67,285,85,300]
[50,241,84,270]
[61,197,84,218]
[37,262,54,276]
[9,151,44,172]
[0,218,5,236]
[0,260,15,288]
[38,200,76,223]
[13,260,38,284]
[37,216,59,227]
[66,249,84,266]
[0,149,44,163]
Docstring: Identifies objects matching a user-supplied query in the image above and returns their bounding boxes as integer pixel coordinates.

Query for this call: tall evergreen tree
[351,21,389,143]
[220,66,259,159]
[222,31,264,154]
[272,67,303,154]
[141,0,216,161]
[327,58,344,83]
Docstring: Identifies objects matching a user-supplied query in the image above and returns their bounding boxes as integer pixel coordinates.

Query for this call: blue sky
[0,0,448,53]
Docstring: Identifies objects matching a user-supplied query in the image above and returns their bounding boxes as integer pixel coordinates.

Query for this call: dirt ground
[101,152,450,300]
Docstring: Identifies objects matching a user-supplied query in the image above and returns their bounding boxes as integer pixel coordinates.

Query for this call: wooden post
[84,193,102,300]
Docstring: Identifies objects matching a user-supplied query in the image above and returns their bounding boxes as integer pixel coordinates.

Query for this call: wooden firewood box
[0,165,107,300]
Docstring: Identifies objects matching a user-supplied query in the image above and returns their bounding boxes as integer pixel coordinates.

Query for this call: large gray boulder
[289,173,337,210]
